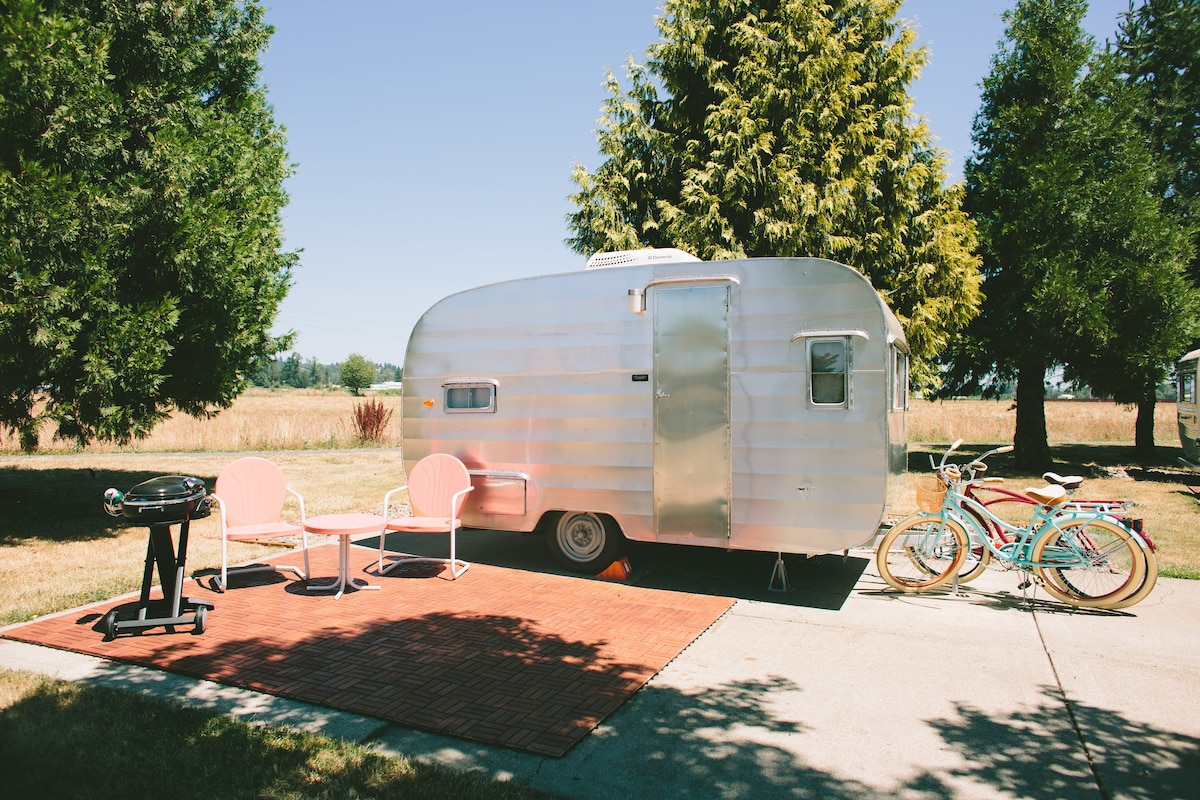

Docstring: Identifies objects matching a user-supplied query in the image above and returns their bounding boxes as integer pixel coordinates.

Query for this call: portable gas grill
[100,475,214,639]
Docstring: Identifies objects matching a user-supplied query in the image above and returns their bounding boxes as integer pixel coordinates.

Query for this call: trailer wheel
[550,511,623,573]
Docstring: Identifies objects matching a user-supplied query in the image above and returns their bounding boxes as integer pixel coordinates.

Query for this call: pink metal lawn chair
[378,453,474,580]
[210,457,310,591]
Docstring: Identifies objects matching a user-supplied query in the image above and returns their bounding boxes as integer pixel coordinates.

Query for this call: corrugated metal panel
[402,257,903,555]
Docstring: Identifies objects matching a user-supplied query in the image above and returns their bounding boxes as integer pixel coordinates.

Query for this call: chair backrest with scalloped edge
[408,454,471,518]
[215,457,289,527]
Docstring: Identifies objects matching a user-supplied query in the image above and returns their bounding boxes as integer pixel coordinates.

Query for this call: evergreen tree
[0,0,295,450]
[1065,51,1199,456]
[1118,0,1200,264]
[566,0,981,387]
[952,0,1198,467]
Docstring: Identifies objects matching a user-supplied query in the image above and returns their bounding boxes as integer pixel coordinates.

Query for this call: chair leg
[300,529,310,579]
[215,536,229,593]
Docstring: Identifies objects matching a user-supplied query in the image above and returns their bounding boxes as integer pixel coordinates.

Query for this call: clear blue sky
[259,0,1134,366]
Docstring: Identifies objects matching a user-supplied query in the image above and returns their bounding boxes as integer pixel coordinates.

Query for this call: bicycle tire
[1103,535,1159,610]
[1031,518,1146,608]
[956,506,992,583]
[876,515,968,592]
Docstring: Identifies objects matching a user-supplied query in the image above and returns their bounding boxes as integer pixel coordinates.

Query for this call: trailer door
[652,284,732,543]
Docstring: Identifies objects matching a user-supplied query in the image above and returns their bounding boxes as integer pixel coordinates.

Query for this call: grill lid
[124,475,206,501]
[104,475,210,522]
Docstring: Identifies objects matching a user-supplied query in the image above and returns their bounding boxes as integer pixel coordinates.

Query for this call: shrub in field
[351,398,393,443]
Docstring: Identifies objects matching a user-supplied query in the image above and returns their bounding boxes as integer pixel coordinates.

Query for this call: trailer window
[809,339,848,406]
[1182,371,1196,404]
[443,381,496,413]
[891,347,909,411]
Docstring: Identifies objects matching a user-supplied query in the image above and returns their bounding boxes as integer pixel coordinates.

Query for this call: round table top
[303,512,385,536]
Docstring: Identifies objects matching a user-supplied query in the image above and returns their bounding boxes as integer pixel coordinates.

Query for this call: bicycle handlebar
[933,440,1013,484]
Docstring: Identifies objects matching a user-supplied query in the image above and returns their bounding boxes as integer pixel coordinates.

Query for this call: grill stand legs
[102,519,213,640]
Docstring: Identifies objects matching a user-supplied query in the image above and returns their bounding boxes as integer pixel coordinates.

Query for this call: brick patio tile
[3,545,732,757]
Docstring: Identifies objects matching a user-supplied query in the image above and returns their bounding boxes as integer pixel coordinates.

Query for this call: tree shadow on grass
[0,465,222,545]
[0,671,550,800]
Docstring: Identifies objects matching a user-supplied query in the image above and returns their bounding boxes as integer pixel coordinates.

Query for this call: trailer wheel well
[544,510,624,573]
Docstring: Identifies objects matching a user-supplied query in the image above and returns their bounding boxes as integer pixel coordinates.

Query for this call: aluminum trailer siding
[400,256,909,569]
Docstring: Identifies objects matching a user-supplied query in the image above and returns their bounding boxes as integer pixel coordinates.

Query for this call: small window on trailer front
[443,380,497,413]
[809,339,848,407]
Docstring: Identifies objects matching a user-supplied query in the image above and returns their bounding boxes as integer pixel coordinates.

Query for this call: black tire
[101,609,120,640]
[548,511,624,572]
[193,605,208,635]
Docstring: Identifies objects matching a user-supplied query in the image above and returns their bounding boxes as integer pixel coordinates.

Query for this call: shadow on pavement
[371,527,867,610]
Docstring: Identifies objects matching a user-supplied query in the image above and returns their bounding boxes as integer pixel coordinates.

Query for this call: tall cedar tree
[953,0,1197,468]
[1115,0,1200,456]
[0,0,295,450]
[1118,0,1200,269]
[566,0,982,388]
[1063,47,1199,456]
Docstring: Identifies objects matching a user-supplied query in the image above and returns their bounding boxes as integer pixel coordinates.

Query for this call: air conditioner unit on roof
[585,247,701,269]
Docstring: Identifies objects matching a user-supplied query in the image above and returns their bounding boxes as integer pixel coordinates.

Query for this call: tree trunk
[1013,354,1052,472]
[1135,387,1157,461]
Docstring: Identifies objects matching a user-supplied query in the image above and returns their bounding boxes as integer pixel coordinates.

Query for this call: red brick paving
[2,542,733,757]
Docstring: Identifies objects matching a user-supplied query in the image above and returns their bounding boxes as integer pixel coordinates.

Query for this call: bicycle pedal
[1017,579,1032,590]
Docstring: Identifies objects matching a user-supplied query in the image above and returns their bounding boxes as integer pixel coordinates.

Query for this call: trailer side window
[443,380,497,413]
[891,347,909,411]
[809,339,848,406]
[1182,371,1196,404]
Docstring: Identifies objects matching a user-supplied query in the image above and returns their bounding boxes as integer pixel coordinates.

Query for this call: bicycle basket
[914,475,947,512]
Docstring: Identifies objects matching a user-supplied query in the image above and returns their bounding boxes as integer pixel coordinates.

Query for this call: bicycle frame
[964,480,1153,550]
[932,484,1122,572]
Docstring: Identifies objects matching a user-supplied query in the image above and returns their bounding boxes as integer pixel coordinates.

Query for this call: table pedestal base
[306,530,381,599]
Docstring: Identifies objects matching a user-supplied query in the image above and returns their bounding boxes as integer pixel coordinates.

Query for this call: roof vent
[585,247,701,269]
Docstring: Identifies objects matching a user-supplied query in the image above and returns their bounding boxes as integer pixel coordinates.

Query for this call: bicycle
[957,469,1158,608]
[876,440,1157,609]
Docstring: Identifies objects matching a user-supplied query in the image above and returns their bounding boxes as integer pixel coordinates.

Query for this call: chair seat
[385,516,463,533]
[226,521,303,540]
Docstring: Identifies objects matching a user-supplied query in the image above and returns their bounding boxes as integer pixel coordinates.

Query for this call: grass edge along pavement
[0,668,557,800]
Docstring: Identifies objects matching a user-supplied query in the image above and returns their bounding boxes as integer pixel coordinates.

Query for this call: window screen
[443,381,496,413]
[810,339,848,406]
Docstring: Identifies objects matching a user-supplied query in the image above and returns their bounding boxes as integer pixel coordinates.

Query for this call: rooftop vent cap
[585,247,701,269]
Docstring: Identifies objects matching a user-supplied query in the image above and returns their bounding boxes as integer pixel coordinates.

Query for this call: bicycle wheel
[876,515,968,592]
[1104,535,1159,610]
[1031,518,1146,608]
[956,506,992,583]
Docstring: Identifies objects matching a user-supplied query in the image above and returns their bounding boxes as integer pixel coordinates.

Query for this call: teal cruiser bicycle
[876,440,1158,609]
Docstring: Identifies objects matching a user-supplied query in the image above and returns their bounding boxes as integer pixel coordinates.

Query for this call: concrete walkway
[3,544,1198,799]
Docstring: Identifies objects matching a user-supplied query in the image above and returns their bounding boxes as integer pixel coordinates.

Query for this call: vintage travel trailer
[400,249,910,574]
[1178,348,1200,466]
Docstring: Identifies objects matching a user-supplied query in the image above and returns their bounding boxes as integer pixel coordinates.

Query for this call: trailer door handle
[655,389,671,398]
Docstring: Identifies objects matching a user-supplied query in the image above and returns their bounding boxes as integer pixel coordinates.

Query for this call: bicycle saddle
[1024,484,1068,507]
[1042,471,1084,491]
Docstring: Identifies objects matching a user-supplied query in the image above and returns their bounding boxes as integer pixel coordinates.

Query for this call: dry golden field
[0,388,403,454]
[908,397,1180,446]
[1,392,1197,626]
[0,390,1178,455]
